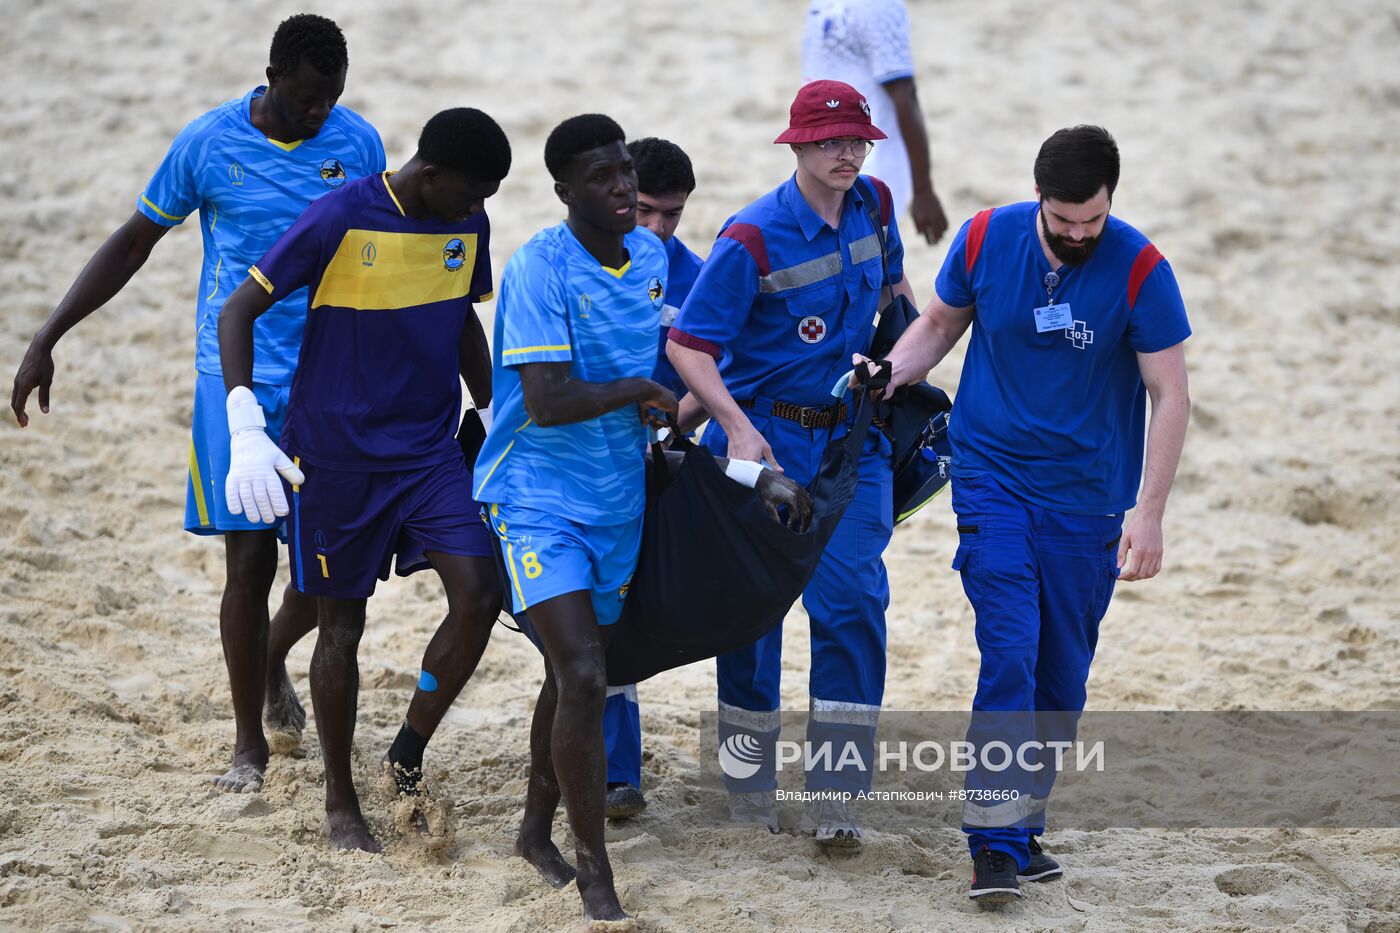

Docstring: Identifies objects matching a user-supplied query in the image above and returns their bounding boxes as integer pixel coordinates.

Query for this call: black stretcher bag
[476,387,879,686]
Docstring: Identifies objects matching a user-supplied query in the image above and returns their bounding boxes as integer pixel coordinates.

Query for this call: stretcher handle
[831,359,893,400]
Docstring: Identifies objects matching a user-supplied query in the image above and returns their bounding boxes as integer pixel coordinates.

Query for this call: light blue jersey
[139,87,385,384]
[475,223,667,526]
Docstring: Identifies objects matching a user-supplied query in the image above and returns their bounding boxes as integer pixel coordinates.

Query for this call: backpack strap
[965,208,994,275]
[857,176,892,286]
[869,176,893,227]
[1127,243,1165,310]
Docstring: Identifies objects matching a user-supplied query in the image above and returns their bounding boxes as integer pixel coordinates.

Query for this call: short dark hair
[1034,125,1120,203]
[418,108,512,182]
[545,114,626,181]
[627,138,695,196]
[269,14,348,77]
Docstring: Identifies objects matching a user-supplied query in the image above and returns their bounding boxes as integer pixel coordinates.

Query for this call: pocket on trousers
[1091,552,1119,622]
[951,529,983,602]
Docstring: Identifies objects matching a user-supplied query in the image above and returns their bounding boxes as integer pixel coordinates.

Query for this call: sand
[2,0,1399,929]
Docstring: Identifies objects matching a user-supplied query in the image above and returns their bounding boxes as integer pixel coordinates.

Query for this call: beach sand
[2,0,1398,929]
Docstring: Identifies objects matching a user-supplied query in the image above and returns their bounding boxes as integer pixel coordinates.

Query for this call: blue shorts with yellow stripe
[487,502,642,627]
[185,371,291,536]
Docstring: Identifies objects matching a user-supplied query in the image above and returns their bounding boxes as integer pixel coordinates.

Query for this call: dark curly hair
[544,114,625,181]
[418,108,512,183]
[269,14,348,77]
[627,137,695,196]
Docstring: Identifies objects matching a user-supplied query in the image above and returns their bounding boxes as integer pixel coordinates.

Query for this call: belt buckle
[798,405,826,429]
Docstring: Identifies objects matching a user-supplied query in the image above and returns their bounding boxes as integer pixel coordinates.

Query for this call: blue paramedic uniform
[935,202,1190,869]
[670,174,902,795]
[249,172,496,597]
[649,235,704,397]
[142,87,385,535]
[474,223,667,627]
[603,232,704,790]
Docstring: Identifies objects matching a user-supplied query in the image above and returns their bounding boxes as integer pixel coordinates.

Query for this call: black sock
[387,720,429,780]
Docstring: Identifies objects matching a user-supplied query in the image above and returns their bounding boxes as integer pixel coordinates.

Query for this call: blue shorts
[185,371,291,535]
[286,456,495,599]
[487,502,642,627]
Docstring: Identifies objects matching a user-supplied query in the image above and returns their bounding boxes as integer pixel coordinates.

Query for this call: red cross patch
[798,315,827,344]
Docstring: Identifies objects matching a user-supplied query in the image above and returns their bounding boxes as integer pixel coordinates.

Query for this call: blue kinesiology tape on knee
[418,670,438,692]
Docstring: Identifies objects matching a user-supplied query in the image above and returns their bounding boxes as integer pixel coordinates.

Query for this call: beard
[1040,206,1103,266]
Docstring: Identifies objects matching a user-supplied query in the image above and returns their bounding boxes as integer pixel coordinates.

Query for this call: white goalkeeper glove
[224,386,305,524]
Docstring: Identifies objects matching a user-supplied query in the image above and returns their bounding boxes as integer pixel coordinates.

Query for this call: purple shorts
[286,456,494,599]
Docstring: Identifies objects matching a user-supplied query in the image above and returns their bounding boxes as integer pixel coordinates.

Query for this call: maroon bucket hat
[774,79,888,145]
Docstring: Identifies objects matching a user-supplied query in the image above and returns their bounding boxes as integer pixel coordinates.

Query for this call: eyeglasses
[812,138,874,157]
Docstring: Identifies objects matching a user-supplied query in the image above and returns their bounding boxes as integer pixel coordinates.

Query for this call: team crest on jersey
[798,315,827,344]
[228,162,245,186]
[647,276,664,309]
[361,241,377,267]
[443,238,467,271]
[320,158,347,188]
[579,293,592,317]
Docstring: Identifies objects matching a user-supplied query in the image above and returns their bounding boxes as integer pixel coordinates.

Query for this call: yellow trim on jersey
[265,136,304,152]
[502,344,570,357]
[474,440,515,499]
[249,265,274,294]
[310,230,479,311]
[380,172,406,217]
[188,439,210,526]
[600,259,632,279]
[473,419,533,499]
[292,456,301,493]
[140,195,186,223]
[475,291,495,303]
[205,257,222,302]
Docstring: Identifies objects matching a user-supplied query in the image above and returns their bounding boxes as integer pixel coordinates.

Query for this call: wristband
[723,458,764,488]
[226,386,267,435]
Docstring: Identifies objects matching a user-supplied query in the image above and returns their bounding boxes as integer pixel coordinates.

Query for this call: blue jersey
[671,174,902,407]
[138,87,385,384]
[474,223,667,525]
[935,201,1191,514]
[652,234,704,396]
[250,173,493,471]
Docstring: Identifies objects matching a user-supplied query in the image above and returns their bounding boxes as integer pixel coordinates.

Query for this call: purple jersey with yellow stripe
[250,172,492,471]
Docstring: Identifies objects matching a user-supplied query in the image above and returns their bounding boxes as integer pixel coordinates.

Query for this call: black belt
[739,398,848,429]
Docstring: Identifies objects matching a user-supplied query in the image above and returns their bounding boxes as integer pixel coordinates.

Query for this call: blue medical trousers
[603,684,642,787]
[950,471,1122,870]
[709,407,894,795]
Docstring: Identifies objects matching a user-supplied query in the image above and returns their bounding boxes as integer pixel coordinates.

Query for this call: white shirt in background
[801,0,917,217]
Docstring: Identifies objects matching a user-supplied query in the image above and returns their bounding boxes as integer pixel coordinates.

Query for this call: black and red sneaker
[969,845,1022,907]
[1019,835,1063,882]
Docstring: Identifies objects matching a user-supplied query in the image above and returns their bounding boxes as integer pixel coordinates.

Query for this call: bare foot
[324,810,382,853]
[212,750,265,794]
[585,919,637,932]
[574,862,630,924]
[263,665,306,754]
[513,835,577,889]
[579,878,631,929]
[379,759,454,850]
